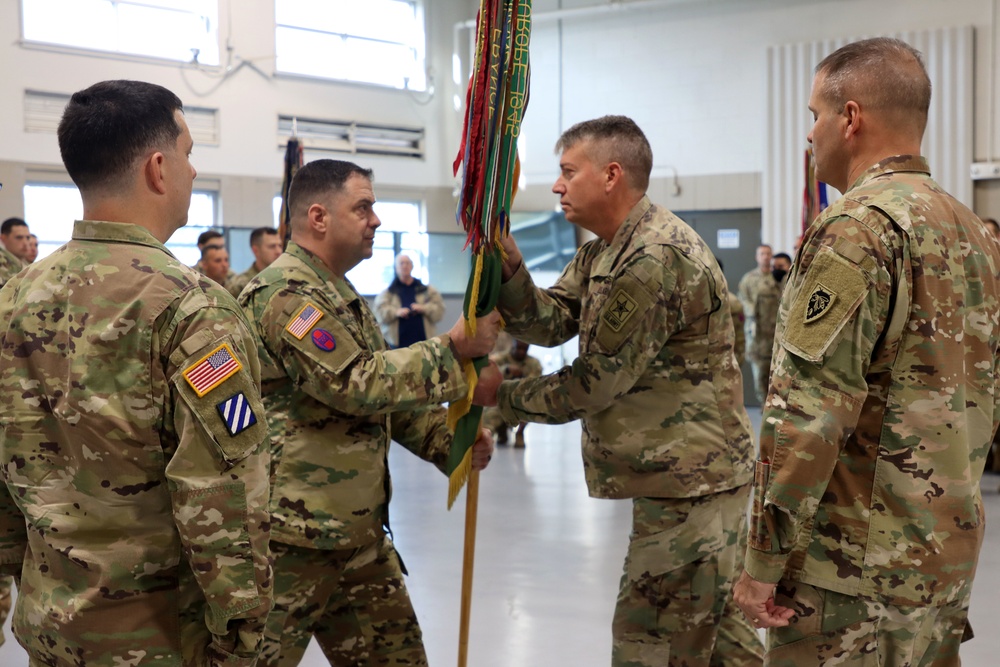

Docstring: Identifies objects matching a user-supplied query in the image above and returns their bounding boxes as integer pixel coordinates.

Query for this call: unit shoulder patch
[285,302,324,340]
[183,342,242,397]
[602,289,639,333]
[311,328,336,351]
[805,283,838,323]
[217,391,258,436]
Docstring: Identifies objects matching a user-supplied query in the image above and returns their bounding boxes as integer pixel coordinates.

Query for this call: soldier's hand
[732,570,794,629]
[472,361,502,407]
[448,311,502,360]
[471,427,495,471]
[500,234,523,281]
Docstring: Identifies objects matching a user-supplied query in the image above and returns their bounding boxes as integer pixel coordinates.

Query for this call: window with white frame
[274,0,426,90]
[24,183,218,264]
[21,0,219,65]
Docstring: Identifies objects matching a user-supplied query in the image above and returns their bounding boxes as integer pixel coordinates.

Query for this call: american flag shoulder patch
[285,302,324,340]
[182,342,242,398]
[217,391,257,436]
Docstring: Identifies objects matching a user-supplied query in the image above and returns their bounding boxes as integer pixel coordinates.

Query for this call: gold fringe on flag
[447,442,474,509]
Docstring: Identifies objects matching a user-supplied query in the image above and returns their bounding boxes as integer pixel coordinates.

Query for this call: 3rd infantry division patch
[805,283,837,323]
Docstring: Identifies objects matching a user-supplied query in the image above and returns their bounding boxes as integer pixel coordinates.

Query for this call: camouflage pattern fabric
[239,242,471,662]
[227,263,260,299]
[765,580,970,666]
[494,196,760,664]
[495,196,754,500]
[0,246,22,289]
[746,157,1000,621]
[737,268,772,344]
[727,293,746,368]
[740,271,781,404]
[261,538,425,667]
[0,220,273,665]
[481,349,542,433]
[0,576,9,647]
[612,485,762,667]
[374,281,446,347]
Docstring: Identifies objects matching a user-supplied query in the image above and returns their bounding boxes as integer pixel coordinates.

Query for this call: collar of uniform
[284,242,360,304]
[608,195,654,252]
[71,220,176,257]
[848,155,930,192]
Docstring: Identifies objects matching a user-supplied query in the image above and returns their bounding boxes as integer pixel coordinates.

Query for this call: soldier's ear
[605,161,624,193]
[145,151,168,196]
[307,203,328,233]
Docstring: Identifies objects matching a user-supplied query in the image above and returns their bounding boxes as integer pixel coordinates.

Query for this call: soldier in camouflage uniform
[481,339,543,447]
[239,159,499,667]
[0,80,274,665]
[734,38,1000,666]
[227,227,283,298]
[738,245,776,404]
[474,116,762,667]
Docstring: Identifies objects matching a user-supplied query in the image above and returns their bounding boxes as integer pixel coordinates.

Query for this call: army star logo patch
[602,289,639,332]
[285,303,324,340]
[183,342,242,397]
[805,283,837,323]
[217,392,257,436]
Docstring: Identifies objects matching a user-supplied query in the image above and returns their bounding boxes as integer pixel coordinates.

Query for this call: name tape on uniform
[183,342,242,397]
[286,303,324,340]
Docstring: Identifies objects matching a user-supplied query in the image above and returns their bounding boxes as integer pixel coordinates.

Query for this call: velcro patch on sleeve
[595,273,655,354]
[782,247,872,363]
[285,302,324,340]
[182,342,242,397]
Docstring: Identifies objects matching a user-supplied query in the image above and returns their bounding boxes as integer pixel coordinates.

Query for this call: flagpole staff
[457,467,480,667]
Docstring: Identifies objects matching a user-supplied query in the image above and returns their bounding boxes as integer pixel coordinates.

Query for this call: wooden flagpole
[457,469,480,667]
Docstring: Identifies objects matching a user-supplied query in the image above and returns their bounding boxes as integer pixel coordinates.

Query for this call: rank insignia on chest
[602,289,639,332]
[805,283,837,323]
[285,302,324,339]
[183,342,242,397]
[217,391,257,436]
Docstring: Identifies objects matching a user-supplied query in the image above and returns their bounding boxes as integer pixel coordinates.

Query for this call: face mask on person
[772,268,788,283]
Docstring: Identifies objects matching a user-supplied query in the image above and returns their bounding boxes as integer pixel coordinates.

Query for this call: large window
[21,0,219,65]
[275,0,426,90]
[23,183,217,264]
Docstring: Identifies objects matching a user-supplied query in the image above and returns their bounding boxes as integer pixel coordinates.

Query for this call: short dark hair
[773,252,792,263]
[201,244,227,260]
[249,227,279,247]
[58,80,184,193]
[816,37,931,134]
[555,115,653,192]
[197,230,224,247]
[1,218,28,235]
[288,159,373,218]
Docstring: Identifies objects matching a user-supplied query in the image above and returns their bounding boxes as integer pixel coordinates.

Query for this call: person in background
[227,226,283,298]
[0,78,272,665]
[201,242,231,287]
[717,257,746,368]
[25,233,38,263]
[738,244,774,403]
[193,229,237,283]
[474,115,762,666]
[239,158,499,666]
[734,37,1000,665]
[482,338,543,447]
[0,218,30,270]
[374,253,446,348]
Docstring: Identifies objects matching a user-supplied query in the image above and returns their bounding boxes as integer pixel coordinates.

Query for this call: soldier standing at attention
[228,226,284,298]
[734,38,1000,665]
[474,115,763,666]
[239,158,499,667]
[738,243,773,402]
[0,80,273,664]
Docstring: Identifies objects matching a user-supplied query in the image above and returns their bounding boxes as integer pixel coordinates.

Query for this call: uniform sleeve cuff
[742,547,788,584]
[496,380,521,425]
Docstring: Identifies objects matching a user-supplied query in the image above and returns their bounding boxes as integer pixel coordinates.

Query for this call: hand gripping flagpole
[449,1,530,665]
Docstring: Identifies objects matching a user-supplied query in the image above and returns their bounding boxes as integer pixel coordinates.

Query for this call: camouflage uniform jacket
[495,196,754,499]
[239,242,469,550]
[0,220,273,664]
[227,263,261,299]
[745,156,1000,607]
[747,274,782,364]
[727,292,746,367]
[737,268,772,325]
[0,245,22,289]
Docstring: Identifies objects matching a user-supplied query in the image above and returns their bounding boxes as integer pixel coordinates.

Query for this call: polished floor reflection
[1,412,999,665]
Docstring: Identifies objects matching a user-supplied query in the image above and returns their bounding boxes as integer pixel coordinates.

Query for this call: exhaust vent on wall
[278,115,425,159]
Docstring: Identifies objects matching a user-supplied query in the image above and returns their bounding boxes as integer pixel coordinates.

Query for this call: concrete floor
[1,410,999,665]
